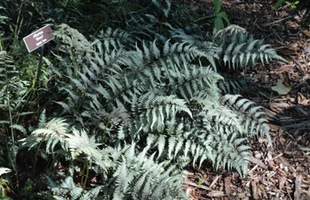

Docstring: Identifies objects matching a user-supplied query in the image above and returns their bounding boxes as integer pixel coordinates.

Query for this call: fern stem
[33,138,45,176]
[81,158,89,191]
[84,159,89,191]
[71,48,77,79]
[159,14,165,36]
[3,54,19,192]
[0,35,5,51]
[14,0,24,40]
[45,154,59,173]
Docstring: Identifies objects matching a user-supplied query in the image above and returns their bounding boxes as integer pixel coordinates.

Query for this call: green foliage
[111,144,188,199]
[213,0,229,31]
[0,51,28,124]
[0,6,8,26]
[285,1,299,8]
[20,178,36,198]
[218,74,250,93]
[273,0,299,11]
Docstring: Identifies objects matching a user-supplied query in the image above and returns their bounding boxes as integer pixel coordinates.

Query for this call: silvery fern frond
[222,94,272,144]
[215,26,287,72]
[22,118,68,153]
[112,144,189,200]
[65,128,110,171]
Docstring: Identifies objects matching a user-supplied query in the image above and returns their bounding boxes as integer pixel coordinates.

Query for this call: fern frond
[24,118,68,153]
[222,94,272,144]
[218,73,250,93]
[214,24,247,39]
[215,25,287,72]
[112,143,189,199]
[95,27,134,52]
[133,93,192,132]
[0,167,11,176]
[49,176,83,200]
[152,0,171,17]
[212,132,250,177]
[50,24,275,184]
[65,129,109,172]
[171,64,223,101]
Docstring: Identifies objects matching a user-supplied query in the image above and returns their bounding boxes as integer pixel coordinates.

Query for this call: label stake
[36,45,44,83]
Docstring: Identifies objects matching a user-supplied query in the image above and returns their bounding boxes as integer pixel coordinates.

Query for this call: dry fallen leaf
[271,79,291,95]
[278,176,286,190]
[207,191,225,197]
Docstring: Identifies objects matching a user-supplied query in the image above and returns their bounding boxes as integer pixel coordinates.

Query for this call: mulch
[182,0,310,199]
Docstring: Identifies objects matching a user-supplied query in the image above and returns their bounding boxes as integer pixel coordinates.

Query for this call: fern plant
[45,22,280,178]
[3,0,287,198]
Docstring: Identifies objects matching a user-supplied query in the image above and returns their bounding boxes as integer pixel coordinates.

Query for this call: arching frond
[65,128,108,171]
[222,94,272,144]
[215,27,287,72]
[22,118,68,153]
[218,73,250,93]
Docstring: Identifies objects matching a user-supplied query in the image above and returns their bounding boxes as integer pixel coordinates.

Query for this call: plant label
[23,24,54,53]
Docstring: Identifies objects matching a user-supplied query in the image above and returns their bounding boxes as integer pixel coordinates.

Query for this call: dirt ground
[182,1,310,199]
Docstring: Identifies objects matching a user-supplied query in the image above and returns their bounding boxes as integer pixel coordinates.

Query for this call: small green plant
[273,0,299,11]
[213,0,229,31]
[195,0,229,31]
[286,1,299,8]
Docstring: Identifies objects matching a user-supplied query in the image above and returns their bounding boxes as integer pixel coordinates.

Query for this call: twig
[209,175,221,188]
[265,16,293,26]
[294,173,302,200]
[182,180,212,191]
[247,156,268,169]
[248,164,259,174]
[207,190,225,197]
[282,121,310,129]
[224,177,231,197]
[251,179,259,200]
[290,56,305,76]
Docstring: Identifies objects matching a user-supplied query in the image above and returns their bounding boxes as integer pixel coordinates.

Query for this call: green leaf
[217,11,229,22]
[272,0,286,11]
[214,17,224,31]
[198,178,204,185]
[217,11,227,18]
[213,0,221,13]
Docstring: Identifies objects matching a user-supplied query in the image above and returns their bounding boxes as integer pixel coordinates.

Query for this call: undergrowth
[0,0,286,199]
